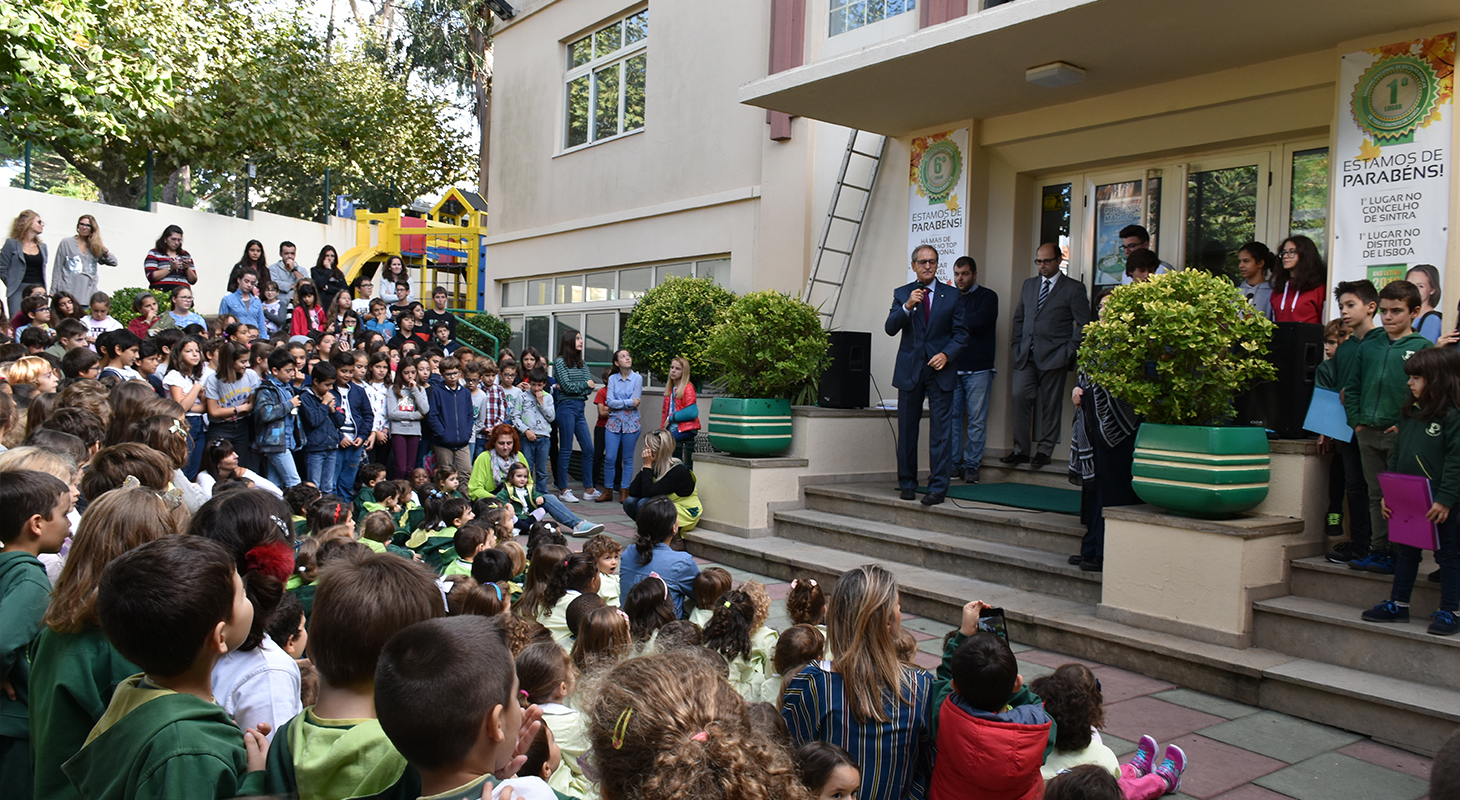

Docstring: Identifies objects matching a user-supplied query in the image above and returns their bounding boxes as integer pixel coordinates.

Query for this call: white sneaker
[572,521,605,538]
[560,489,581,503]
[581,488,603,500]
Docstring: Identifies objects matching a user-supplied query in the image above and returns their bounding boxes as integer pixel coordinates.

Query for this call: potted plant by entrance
[622,275,736,382]
[1077,269,1277,518]
[701,290,830,456]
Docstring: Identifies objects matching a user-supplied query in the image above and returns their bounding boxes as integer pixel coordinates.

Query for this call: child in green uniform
[408,497,474,573]
[353,464,388,522]
[262,553,444,800]
[284,484,323,541]
[1326,280,1381,563]
[1344,279,1433,573]
[63,536,269,799]
[360,510,420,560]
[30,486,180,800]
[0,471,73,798]
[376,615,556,800]
[443,523,491,577]
[1361,347,1460,636]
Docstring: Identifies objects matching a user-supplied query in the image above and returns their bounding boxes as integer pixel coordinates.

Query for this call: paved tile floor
[562,499,1435,800]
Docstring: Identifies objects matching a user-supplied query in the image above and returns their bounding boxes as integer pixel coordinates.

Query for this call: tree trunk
[50,142,152,208]
[161,165,191,206]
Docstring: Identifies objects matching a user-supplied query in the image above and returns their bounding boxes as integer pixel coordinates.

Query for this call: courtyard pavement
[563,498,1436,800]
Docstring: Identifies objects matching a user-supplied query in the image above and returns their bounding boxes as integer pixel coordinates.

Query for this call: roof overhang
[739,0,1460,136]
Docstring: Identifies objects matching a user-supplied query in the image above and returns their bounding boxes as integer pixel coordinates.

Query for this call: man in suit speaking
[1003,242,1091,467]
[885,245,968,506]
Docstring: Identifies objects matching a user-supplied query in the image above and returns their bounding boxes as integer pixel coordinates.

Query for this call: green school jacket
[1343,330,1432,429]
[0,551,50,739]
[263,709,419,800]
[928,630,1057,756]
[28,626,141,800]
[1330,326,1383,392]
[353,486,378,524]
[1389,406,1460,508]
[61,676,265,800]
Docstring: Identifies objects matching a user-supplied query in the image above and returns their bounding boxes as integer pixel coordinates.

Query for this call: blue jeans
[522,435,552,487]
[336,442,365,502]
[183,415,206,481]
[622,496,643,520]
[556,398,596,490]
[952,370,994,472]
[264,450,301,489]
[540,492,582,527]
[1393,514,1460,611]
[306,449,339,490]
[604,428,640,490]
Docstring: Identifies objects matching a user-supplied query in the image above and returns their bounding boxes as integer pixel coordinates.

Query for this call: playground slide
[340,245,391,283]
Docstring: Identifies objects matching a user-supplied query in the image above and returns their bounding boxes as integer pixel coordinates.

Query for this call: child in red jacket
[929,601,1052,800]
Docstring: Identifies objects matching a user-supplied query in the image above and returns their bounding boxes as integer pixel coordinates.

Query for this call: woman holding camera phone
[144,224,198,292]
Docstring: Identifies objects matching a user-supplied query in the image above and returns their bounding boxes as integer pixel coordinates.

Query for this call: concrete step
[1289,556,1443,614]
[1253,594,1460,691]
[773,507,1102,604]
[685,528,1460,756]
[803,482,1084,555]
[974,459,1079,490]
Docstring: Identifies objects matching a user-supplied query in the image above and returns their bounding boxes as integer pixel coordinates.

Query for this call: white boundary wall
[0,186,355,313]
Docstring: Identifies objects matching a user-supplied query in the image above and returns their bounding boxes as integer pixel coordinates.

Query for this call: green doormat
[917,482,1082,515]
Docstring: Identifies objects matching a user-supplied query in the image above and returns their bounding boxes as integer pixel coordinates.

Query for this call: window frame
[828,0,917,38]
[562,8,649,153]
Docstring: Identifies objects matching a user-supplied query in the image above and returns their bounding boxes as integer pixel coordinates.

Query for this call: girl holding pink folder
[1361,347,1460,636]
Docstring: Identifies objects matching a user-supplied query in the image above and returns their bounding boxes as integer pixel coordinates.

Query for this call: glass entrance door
[1183,154,1270,281]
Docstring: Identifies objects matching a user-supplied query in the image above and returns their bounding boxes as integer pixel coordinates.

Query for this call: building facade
[486,0,1460,459]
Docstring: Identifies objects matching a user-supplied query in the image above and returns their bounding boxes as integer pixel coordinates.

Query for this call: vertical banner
[1333,33,1454,298]
[908,128,970,283]
[1092,180,1144,286]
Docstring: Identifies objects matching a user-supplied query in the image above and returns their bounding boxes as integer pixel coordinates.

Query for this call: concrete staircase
[687,479,1460,756]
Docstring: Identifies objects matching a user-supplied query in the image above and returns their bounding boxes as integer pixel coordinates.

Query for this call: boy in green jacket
[63,536,269,800]
[1343,279,1431,574]
[1326,280,1381,563]
[928,600,1056,752]
[0,471,72,798]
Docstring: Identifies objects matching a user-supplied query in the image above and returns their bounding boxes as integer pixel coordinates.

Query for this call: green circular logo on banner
[1352,54,1440,142]
[918,139,962,204]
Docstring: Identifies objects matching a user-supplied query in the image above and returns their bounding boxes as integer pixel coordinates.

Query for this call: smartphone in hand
[977,606,1009,643]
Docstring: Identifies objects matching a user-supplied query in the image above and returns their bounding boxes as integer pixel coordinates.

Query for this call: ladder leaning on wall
[802,129,888,329]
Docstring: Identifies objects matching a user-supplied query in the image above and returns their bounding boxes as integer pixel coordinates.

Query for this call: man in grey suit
[1003,242,1091,467]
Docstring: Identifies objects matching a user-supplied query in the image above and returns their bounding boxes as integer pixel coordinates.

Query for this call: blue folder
[1302,387,1353,442]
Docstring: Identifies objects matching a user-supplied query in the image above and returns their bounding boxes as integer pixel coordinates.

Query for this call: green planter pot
[707,398,793,456]
[1130,423,1270,518]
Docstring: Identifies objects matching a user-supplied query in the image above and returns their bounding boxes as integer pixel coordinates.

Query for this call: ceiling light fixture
[1026,61,1086,88]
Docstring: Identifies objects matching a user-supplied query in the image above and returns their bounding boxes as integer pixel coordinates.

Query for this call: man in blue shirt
[217,267,270,334]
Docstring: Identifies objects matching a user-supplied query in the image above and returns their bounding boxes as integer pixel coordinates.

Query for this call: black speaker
[819,331,871,409]
[1232,321,1324,438]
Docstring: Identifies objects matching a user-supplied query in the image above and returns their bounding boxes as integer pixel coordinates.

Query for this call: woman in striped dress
[782,564,935,800]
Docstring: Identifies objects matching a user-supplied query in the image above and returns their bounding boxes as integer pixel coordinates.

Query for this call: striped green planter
[1131,423,1270,518]
[707,398,793,456]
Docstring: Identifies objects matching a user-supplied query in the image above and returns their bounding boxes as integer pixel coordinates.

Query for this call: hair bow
[435,577,452,611]
[169,418,187,437]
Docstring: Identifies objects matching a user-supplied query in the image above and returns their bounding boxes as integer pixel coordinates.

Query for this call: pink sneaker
[1129,735,1159,776]
[1153,744,1186,794]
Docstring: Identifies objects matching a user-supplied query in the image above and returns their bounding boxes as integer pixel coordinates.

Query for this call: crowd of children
[0,418,1211,800]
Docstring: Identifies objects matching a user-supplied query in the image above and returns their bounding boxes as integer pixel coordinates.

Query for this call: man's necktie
[1037,278,1051,310]
[921,286,931,322]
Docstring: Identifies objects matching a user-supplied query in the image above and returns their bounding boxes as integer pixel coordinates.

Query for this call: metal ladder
[802,129,887,328]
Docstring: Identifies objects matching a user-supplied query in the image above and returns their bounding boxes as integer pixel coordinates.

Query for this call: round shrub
[622,276,736,381]
[701,290,829,403]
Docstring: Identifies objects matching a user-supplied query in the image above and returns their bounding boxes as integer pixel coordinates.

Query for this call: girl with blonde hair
[782,564,934,800]
[587,650,812,800]
[27,485,183,800]
[2,209,46,318]
[7,355,59,394]
[51,214,116,301]
[623,428,702,531]
[659,356,700,467]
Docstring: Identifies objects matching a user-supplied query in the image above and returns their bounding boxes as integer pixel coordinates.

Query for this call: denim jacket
[252,377,300,454]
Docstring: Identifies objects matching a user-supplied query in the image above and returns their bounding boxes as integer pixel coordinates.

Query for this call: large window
[565,9,648,149]
[499,256,728,366]
[830,0,916,37]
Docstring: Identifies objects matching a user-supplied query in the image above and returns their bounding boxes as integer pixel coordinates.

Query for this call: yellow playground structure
[339,187,489,310]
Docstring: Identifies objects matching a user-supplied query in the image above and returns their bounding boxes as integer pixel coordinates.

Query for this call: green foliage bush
[702,290,830,403]
[459,312,513,358]
[622,276,736,381]
[108,287,172,326]
[1077,269,1276,426]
